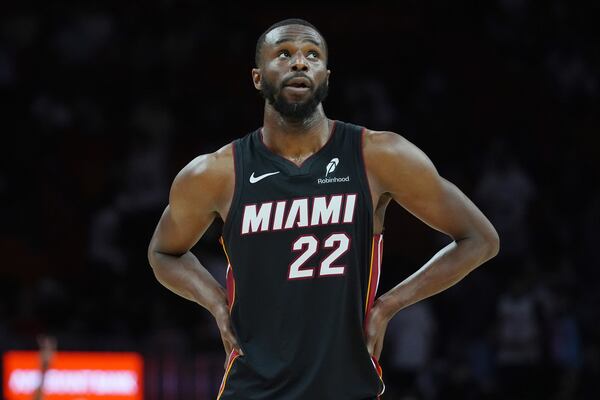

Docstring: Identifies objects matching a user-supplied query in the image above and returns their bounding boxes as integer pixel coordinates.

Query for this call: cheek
[315,70,329,83]
[262,74,278,90]
[266,60,287,74]
[263,68,284,86]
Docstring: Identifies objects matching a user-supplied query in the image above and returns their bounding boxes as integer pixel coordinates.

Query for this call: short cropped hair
[255,18,328,66]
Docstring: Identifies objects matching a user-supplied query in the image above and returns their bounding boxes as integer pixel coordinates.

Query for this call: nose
[290,51,308,72]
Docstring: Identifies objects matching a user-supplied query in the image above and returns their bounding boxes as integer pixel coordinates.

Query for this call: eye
[278,50,291,58]
[307,50,319,59]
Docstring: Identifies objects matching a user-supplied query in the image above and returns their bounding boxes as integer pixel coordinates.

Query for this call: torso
[216,120,385,399]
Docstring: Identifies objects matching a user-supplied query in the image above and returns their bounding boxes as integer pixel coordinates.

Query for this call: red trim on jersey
[364,234,383,323]
[218,239,241,399]
[364,234,385,397]
[371,355,385,398]
[220,237,236,312]
[226,265,235,309]
[217,348,241,399]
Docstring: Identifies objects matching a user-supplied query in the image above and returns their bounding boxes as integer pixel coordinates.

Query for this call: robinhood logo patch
[318,157,350,184]
[325,158,339,176]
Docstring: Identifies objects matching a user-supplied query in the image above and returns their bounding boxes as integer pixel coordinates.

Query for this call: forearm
[149,250,228,316]
[378,237,497,319]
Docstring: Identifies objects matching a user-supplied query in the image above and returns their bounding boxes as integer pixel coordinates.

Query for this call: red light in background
[3,351,143,400]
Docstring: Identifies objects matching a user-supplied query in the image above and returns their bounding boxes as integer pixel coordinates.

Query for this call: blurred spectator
[494,276,545,398]
[385,301,436,399]
[88,100,171,273]
[549,292,581,399]
[475,139,536,261]
[33,335,56,400]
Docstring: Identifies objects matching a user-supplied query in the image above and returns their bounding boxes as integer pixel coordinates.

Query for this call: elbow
[147,250,156,271]
[147,242,159,271]
[147,242,186,272]
[147,236,168,271]
[483,227,500,260]
[147,246,166,284]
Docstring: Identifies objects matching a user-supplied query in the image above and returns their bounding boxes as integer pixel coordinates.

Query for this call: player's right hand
[212,303,244,369]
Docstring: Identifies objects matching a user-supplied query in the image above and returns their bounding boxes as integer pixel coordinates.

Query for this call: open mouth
[284,76,312,90]
[287,82,310,88]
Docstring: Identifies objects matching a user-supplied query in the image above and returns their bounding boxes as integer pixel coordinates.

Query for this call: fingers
[366,334,375,356]
[365,317,376,356]
[366,331,385,359]
[222,329,244,356]
[221,328,244,356]
[215,312,245,356]
[222,336,247,370]
[364,307,389,359]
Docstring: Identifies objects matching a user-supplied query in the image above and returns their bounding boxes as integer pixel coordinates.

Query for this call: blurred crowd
[0,1,598,399]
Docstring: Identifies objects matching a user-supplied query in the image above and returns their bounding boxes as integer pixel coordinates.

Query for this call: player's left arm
[363,130,499,358]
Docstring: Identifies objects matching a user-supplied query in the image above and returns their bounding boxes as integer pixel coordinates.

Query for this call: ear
[252,68,262,90]
[326,69,331,86]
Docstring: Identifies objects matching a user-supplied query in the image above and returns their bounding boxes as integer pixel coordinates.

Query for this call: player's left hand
[364,298,391,360]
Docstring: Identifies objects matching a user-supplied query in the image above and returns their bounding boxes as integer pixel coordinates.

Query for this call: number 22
[288,233,350,280]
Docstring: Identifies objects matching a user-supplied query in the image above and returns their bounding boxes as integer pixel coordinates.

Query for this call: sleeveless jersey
[218,120,385,400]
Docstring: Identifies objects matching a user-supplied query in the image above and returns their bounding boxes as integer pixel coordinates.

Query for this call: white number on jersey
[288,233,350,280]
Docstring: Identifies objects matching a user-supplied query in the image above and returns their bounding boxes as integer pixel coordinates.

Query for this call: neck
[263,102,327,134]
[261,103,332,166]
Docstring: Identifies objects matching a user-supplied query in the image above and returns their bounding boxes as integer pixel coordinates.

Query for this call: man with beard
[148,19,499,400]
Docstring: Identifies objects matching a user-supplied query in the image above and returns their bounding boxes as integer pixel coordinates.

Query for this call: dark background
[1,1,599,399]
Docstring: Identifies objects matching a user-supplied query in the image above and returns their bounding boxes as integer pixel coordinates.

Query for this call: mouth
[283,85,311,94]
[282,85,311,96]
[283,76,313,90]
[286,83,310,89]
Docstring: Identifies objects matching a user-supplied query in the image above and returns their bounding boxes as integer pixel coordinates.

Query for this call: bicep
[150,203,217,256]
[149,156,223,256]
[392,174,489,240]
[370,132,493,240]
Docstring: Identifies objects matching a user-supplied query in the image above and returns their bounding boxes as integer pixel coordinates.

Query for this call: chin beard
[261,79,329,121]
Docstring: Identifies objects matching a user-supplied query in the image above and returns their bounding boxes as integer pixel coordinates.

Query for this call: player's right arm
[147,144,244,360]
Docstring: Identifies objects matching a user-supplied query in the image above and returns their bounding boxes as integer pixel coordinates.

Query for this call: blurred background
[1,1,599,399]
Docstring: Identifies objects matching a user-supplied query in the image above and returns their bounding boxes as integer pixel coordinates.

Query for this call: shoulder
[174,142,234,187]
[170,142,235,211]
[362,128,437,179]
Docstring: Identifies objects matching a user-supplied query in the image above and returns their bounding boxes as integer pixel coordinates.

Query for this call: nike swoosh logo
[249,171,280,183]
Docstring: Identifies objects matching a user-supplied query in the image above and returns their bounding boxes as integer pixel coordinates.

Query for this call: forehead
[264,24,325,49]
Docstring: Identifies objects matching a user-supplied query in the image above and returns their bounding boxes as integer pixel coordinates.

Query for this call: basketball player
[148,19,499,399]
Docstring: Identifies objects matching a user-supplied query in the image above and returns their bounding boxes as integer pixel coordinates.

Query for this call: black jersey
[218,120,385,400]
